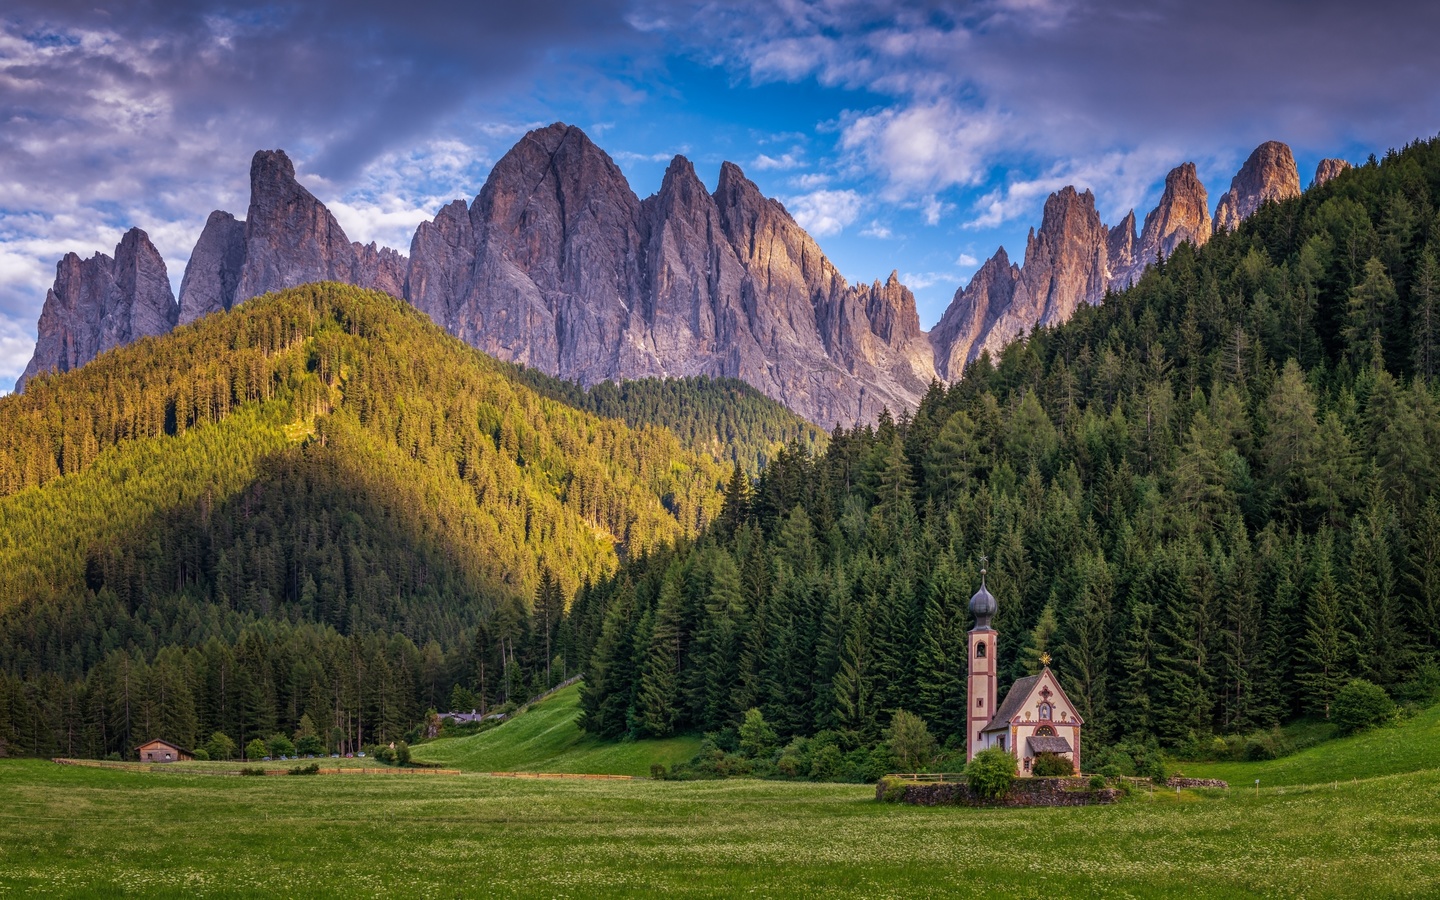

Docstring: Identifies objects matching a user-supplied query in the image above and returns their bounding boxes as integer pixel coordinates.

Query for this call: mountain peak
[1312,157,1351,189]
[1213,141,1300,233]
[18,227,176,391]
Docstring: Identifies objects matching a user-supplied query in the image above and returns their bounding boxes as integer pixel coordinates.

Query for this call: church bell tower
[966,564,998,763]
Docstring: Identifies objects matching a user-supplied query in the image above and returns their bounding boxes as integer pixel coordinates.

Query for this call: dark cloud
[4,0,641,179]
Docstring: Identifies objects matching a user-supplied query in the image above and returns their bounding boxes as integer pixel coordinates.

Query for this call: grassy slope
[411,684,702,777]
[0,759,1436,897]
[1178,703,1440,787]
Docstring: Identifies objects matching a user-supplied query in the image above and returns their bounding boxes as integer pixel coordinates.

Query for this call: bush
[965,748,1017,800]
[267,734,296,759]
[206,732,237,761]
[105,752,122,762]
[1100,764,1121,779]
[1394,662,1440,705]
[395,741,411,767]
[191,749,210,761]
[1031,752,1074,777]
[240,767,266,776]
[877,775,909,803]
[808,743,844,780]
[295,735,324,757]
[1089,774,1107,790]
[738,708,777,759]
[885,709,938,772]
[245,739,267,761]
[287,762,321,775]
[1332,679,1396,734]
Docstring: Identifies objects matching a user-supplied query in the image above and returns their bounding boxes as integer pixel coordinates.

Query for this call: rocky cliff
[19,131,1320,425]
[179,150,407,325]
[17,228,177,391]
[931,187,1108,376]
[931,146,1286,377]
[1312,158,1351,189]
[406,125,935,426]
[1212,141,1301,233]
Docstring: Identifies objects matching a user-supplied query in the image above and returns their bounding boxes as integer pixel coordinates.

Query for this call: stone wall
[880,776,1119,807]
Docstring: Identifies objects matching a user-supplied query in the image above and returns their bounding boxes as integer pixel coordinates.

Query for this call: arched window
[1038,702,1053,721]
[975,641,987,659]
[1034,725,1056,737]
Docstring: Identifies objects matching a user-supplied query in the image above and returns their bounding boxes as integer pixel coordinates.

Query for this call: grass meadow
[0,756,1437,897]
[5,695,1438,897]
[411,684,703,776]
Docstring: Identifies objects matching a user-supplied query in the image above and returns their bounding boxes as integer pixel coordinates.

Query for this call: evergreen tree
[1298,531,1350,718]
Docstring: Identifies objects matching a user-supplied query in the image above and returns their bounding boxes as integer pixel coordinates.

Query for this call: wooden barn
[136,739,192,763]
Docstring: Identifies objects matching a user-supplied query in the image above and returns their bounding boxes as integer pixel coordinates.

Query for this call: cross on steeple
[978,553,988,586]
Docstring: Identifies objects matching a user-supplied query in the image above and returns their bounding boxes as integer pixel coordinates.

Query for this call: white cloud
[840,101,1006,197]
[901,271,963,290]
[753,150,804,171]
[614,151,678,163]
[861,221,892,239]
[956,253,979,267]
[0,314,35,393]
[919,195,952,226]
[784,189,862,237]
[789,173,830,189]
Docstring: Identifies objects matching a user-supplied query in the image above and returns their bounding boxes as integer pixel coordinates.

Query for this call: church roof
[981,667,1086,732]
[981,674,1042,732]
[1028,735,1073,755]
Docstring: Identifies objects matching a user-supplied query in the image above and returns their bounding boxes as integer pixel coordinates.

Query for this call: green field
[4,702,1438,896]
[411,684,703,776]
[1179,703,1440,787]
[1,759,1437,897]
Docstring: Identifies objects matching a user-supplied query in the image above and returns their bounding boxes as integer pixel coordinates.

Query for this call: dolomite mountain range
[16,124,1348,427]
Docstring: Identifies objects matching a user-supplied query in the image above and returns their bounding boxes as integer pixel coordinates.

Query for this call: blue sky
[3,0,1440,394]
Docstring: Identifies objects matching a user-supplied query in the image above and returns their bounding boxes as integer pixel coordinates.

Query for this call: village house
[136,739,192,763]
[966,571,1083,776]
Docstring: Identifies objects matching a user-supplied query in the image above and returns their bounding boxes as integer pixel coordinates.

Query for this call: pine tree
[914,555,968,740]
[1412,247,1440,381]
[1298,531,1349,718]
[1344,258,1397,370]
[1058,552,1114,743]
[1261,360,1321,522]
[1347,484,1407,686]
[1407,497,1440,651]
[634,575,683,738]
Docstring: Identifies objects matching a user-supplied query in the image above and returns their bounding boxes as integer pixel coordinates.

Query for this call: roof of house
[1027,735,1074,755]
[134,739,190,753]
[981,667,1086,732]
[981,674,1042,732]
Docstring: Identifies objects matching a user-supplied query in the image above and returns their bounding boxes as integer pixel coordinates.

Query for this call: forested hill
[508,368,826,476]
[0,284,728,757]
[571,137,1440,751]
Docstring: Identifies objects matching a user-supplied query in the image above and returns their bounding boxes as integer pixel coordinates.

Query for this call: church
[966,569,1083,776]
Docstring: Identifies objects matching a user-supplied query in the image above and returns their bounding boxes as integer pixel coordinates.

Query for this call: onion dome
[970,567,996,629]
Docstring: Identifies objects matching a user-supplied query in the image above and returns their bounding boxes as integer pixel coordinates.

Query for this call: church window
[975,641,987,659]
[976,698,984,708]
[1034,725,1056,737]
[1039,702,1053,721]
[1024,757,1032,772]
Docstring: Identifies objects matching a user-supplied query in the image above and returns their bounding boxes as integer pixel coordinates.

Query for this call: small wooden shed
[136,739,192,763]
